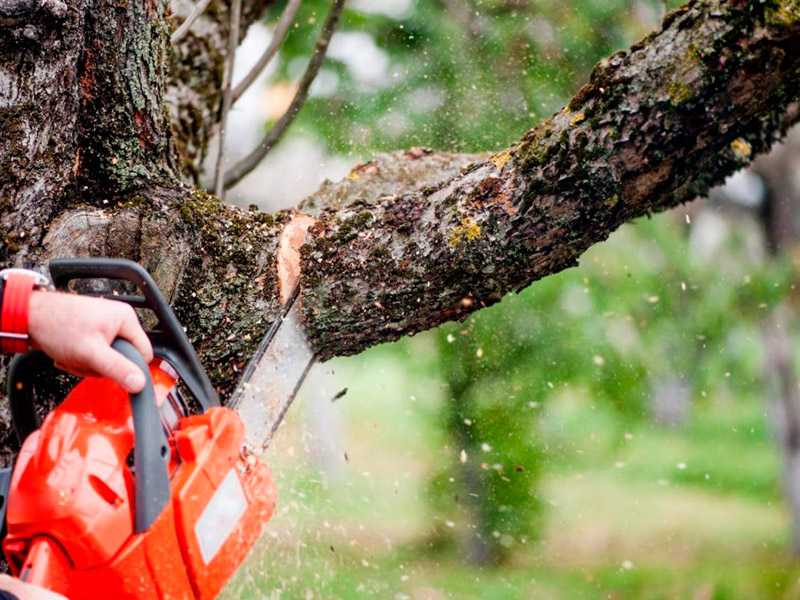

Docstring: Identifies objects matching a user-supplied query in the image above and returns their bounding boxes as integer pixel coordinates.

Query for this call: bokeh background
[214,1,800,597]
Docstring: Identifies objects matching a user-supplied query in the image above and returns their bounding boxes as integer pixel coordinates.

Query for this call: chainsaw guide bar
[228,285,316,451]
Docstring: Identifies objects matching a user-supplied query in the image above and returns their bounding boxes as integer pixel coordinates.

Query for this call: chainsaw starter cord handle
[110,338,171,534]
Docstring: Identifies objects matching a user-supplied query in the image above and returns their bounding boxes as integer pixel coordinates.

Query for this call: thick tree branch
[298,0,800,359]
[298,149,491,214]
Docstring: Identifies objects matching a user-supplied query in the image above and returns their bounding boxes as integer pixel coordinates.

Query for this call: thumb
[88,345,147,393]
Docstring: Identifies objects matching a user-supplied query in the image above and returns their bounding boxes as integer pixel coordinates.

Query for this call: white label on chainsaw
[195,469,248,564]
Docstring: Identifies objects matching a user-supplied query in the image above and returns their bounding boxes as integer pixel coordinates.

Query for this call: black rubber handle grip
[7,351,49,445]
[110,338,171,534]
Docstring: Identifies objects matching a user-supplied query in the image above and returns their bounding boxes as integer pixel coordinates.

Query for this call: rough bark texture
[0,0,799,461]
[0,0,83,262]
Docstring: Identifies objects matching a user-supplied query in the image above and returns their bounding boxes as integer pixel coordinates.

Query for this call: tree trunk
[442,377,500,566]
[1,0,800,462]
[764,305,800,554]
[754,126,800,554]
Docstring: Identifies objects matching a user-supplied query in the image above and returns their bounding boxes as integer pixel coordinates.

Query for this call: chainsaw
[0,257,316,599]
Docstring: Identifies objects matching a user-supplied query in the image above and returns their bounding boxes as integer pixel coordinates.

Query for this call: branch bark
[298,1,800,358]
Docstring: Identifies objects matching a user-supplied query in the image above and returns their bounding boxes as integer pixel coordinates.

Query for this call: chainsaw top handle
[48,258,219,410]
[110,338,171,533]
[8,339,171,533]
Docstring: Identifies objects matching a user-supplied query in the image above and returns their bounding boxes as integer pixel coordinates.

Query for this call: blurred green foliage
[223,218,797,599]
[417,215,791,561]
[427,323,545,564]
[255,0,792,571]
[269,0,673,154]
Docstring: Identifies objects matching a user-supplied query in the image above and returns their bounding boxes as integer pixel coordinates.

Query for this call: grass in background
[221,338,800,600]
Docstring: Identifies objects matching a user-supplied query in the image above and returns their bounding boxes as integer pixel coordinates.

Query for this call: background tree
[416,210,788,564]
[290,0,657,156]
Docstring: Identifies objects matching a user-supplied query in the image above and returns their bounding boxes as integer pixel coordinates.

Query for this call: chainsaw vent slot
[88,475,122,507]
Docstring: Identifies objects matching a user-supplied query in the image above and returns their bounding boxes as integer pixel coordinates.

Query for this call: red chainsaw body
[3,364,277,599]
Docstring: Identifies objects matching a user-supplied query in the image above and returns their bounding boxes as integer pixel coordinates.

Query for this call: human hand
[27,291,154,393]
[0,574,68,599]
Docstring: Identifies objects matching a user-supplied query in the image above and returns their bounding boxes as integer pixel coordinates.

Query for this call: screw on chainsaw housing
[239,443,258,473]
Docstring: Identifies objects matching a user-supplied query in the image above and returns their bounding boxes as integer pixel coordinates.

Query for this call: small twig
[224,0,346,190]
[213,0,243,199]
[658,0,667,24]
[232,0,304,103]
[170,0,213,44]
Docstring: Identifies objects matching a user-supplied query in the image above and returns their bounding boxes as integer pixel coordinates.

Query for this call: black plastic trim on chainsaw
[6,340,171,534]
[111,338,171,533]
[0,466,13,543]
[49,258,219,410]
[6,351,49,444]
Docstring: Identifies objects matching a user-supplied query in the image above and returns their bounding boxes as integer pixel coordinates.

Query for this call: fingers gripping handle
[48,258,220,410]
[111,339,171,534]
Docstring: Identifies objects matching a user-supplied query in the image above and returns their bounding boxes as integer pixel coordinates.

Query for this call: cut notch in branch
[213,0,244,199]
[170,0,213,43]
[232,0,304,104]
[223,0,347,191]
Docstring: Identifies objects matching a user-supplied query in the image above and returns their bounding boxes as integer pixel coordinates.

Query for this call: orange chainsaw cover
[3,367,277,599]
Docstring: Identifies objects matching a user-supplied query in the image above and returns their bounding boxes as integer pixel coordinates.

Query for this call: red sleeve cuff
[0,273,35,354]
